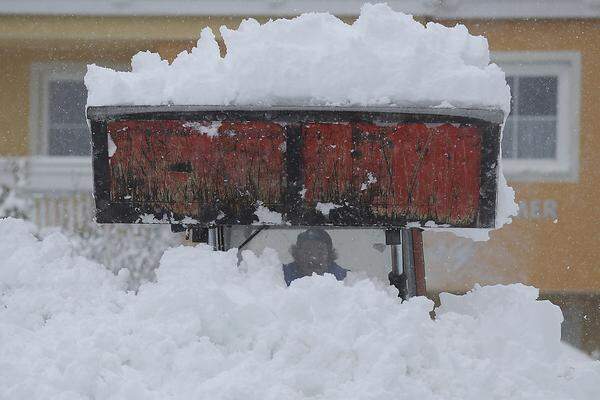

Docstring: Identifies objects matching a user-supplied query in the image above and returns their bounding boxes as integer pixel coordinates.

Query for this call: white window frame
[492,51,581,182]
[29,62,94,191]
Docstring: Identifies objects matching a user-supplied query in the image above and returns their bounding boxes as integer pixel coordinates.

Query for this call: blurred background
[0,0,598,356]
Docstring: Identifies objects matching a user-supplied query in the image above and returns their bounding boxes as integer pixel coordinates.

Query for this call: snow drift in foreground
[1,218,598,400]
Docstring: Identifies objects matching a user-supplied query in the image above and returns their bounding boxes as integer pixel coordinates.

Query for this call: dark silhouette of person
[283,228,348,286]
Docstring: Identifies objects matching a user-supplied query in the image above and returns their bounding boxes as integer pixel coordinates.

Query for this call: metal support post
[411,228,427,296]
[386,227,426,300]
[204,226,226,250]
[188,226,227,251]
[214,226,226,251]
[401,228,417,299]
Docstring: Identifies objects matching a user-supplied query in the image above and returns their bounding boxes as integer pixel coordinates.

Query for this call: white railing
[0,156,95,231]
[29,191,95,231]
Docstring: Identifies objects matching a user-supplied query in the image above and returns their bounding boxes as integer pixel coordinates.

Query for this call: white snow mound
[85,3,510,114]
[1,218,598,400]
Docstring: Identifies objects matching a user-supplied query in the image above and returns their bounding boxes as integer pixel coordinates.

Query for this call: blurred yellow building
[0,1,598,355]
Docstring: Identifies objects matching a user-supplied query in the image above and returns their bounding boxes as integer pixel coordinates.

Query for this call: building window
[47,79,90,156]
[493,52,581,182]
[27,63,101,192]
[30,63,91,157]
[503,75,558,160]
[30,63,90,157]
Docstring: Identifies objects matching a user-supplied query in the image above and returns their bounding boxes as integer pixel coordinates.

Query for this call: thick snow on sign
[85,3,518,238]
[1,218,599,399]
[86,3,510,112]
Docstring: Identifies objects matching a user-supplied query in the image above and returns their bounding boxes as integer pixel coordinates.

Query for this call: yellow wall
[0,15,598,294]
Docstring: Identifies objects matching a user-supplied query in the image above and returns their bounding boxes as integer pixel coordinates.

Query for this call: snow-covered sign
[87,106,503,229]
[85,3,518,236]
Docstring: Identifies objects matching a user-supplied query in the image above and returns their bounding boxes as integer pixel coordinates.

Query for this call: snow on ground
[1,217,599,400]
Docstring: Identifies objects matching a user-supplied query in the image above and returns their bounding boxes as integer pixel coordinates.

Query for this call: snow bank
[1,218,598,400]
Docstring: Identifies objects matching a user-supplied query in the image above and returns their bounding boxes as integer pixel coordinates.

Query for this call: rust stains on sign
[88,107,500,228]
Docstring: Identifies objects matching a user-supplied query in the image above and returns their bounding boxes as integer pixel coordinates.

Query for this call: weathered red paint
[105,118,484,226]
[108,120,285,217]
[302,122,482,224]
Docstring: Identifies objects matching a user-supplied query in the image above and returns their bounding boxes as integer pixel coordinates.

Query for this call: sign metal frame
[87,105,503,229]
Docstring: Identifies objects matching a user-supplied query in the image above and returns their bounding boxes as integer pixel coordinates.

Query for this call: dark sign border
[87,106,503,229]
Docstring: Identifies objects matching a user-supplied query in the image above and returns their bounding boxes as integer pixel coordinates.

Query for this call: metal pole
[207,228,216,249]
[386,228,427,300]
[188,226,227,250]
[401,229,417,298]
[217,226,226,251]
[386,229,407,299]
[411,228,427,296]
[208,226,227,251]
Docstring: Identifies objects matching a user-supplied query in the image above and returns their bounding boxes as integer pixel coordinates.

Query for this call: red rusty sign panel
[108,120,285,221]
[87,106,502,228]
